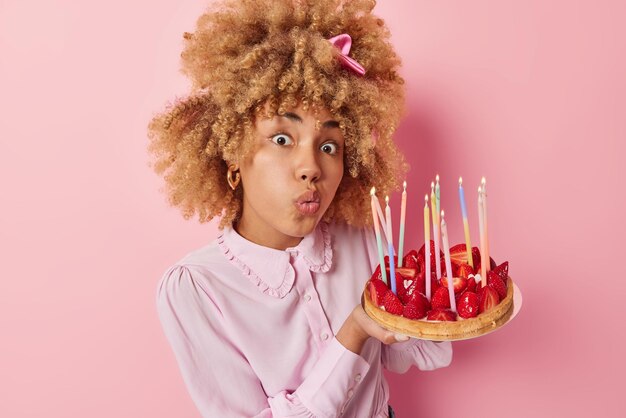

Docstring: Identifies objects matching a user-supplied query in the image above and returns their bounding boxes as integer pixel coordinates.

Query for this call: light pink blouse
[156,220,452,417]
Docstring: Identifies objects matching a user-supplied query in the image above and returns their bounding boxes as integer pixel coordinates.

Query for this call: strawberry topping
[403,292,430,319]
[440,276,468,295]
[457,263,474,279]
[478,286,500,314]
[427,309,457,321]
[402,249,420,271]
[487,270,507,300]
[369,279,390,306]
[381,291,404,315]
[431,286,451,310]
[457,291,479,319]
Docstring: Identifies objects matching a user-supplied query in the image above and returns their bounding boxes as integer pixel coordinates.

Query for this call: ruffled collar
[217,221,333,298]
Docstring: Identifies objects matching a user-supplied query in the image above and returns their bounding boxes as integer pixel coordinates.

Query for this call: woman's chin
[286,215,320,236]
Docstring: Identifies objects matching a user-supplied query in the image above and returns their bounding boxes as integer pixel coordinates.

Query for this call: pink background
[1,0,623,417]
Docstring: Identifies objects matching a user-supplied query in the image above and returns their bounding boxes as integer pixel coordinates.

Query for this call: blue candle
[458,177,468,219]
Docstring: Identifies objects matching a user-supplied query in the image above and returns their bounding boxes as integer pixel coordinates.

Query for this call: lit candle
[481,177,490,274]
[370,187,388,285]
[435,174,441,218]
[424,195,432,300]
[431,182,442,281]
[398,181,407,267]
[458,177,473,267]
[478,187,487,287]
[440,210,457,313]
[373,191,390,247]
[385,196,397,295]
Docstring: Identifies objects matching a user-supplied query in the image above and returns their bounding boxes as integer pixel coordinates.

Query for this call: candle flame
[431,181,434,189]
[425,194,429,202]
[370,187,376,196]
[459,177,463,185]
[441,209,445,218]
[385,195,389,205]
[403,180,407,191]
[481,177,486,185]
[436,174,440,182]
[478,186,482,193]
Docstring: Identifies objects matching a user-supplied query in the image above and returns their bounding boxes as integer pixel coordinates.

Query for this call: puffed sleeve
[156,264,370,418]
[381,339,453,373]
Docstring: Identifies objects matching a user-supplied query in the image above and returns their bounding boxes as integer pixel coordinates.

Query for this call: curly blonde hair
[147,0,409,229]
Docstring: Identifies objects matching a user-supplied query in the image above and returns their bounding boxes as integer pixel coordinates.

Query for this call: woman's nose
[295,150,321,183]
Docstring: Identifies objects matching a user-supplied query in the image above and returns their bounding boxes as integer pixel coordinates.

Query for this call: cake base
[362,277,516,341]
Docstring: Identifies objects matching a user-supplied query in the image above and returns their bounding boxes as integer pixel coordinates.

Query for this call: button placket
[291,255,333,352]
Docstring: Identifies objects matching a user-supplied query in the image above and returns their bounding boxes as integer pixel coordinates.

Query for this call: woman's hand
[336,304,410,355]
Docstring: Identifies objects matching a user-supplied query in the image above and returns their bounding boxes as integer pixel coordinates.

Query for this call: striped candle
[385,196,397,295]
[478,187,487,287]
[481,177,490,274]
[398,181,407,267]
[430,182,442,281]
[440,211,457,313]
[424,195,432,300]
[458,177,473,267]
[370,187,388,285]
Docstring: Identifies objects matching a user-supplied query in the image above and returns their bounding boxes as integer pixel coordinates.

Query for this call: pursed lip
[294,189,322,216]
[295,189,321,205]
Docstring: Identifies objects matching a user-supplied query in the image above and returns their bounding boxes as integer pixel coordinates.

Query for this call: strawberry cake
[362,241,515,340]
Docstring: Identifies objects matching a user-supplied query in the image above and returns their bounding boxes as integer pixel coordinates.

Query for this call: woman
[148,1,452,416]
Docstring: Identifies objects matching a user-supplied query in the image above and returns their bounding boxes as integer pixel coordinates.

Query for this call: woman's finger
[352,306,411,345]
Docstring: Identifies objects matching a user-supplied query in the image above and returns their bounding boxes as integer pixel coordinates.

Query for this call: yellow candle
[398,181,407,267]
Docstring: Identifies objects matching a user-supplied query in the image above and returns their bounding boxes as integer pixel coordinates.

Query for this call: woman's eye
[270,133,293,146]
[321,143,339,155]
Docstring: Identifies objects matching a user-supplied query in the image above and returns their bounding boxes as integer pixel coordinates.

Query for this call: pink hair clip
[327,34,366,76]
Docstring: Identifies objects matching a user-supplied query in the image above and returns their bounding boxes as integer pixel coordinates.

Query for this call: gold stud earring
[227,165,241,190]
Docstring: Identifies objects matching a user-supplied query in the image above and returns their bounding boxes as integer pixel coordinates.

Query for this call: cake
[362,241,515,341]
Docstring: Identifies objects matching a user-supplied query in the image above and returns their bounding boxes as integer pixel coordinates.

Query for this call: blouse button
[347,389,354,398]
[354,374,362,382]
[304,294,312,302]
[321,332,329,341]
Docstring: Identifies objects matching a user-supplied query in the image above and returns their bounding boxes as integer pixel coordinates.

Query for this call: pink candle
[424,195,431,300]
[481,177,490,274]
[440,210,457,313]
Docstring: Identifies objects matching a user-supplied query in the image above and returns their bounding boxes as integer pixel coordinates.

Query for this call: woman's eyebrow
[281,112,340,129]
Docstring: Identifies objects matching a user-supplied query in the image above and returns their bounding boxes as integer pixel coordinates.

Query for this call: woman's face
[235,103,345,250]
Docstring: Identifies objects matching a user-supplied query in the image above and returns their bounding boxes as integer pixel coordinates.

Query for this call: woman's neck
[234,217,303,251]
